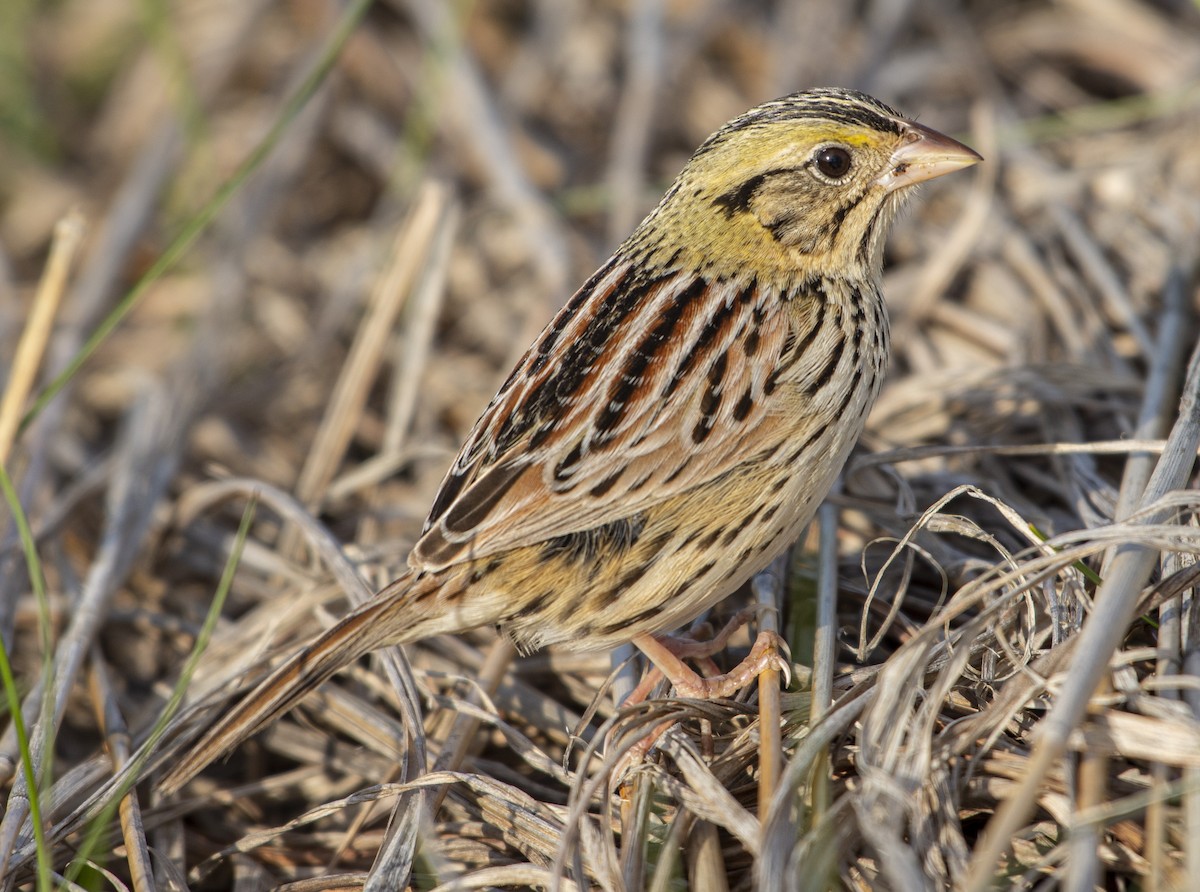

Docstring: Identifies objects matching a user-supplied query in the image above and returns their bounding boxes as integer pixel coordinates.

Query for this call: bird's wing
[410,256,821,570]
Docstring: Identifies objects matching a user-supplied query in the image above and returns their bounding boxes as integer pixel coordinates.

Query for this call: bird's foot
[611,626,791,792]
[631,627,791,700]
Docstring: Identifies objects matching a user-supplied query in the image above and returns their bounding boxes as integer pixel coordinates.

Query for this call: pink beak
[876,120,982,192]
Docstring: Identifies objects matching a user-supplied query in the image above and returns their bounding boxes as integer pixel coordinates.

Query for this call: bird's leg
[612,626,791,788]
[631,626,791,700]
[610,613,790,784]
[620,608,772,706]
[651,605,770,662]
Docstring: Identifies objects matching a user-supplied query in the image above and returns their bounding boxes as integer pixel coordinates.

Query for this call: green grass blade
[65,494,259,884]
[0,463,55,891]
[19,0,377,436]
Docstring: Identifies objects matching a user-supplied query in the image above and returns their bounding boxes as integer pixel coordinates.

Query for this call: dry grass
[2,0,1200,888]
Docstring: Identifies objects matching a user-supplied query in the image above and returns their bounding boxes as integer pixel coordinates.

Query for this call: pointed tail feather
[160,571,428,794]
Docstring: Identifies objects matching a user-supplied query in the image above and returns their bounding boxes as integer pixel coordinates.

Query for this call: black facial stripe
[713,168,797,217]
[828,193,862,231]
[765,211,803,242]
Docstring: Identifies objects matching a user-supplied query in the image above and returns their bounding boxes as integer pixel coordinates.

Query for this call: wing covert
[411,259,806,571]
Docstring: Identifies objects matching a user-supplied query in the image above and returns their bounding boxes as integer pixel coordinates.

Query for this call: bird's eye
[814,146,853,180]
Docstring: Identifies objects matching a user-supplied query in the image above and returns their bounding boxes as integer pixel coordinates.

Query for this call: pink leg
[632,629,791,700]
[651,606,773,661]
[612,626,791,786]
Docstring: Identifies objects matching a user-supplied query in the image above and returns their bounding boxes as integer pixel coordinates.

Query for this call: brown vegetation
[1,0,1199,888]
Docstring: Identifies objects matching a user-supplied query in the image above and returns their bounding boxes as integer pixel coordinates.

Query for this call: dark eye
[814,146,852,180]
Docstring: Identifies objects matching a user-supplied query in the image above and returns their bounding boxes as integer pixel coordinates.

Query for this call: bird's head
[629,87,981,283]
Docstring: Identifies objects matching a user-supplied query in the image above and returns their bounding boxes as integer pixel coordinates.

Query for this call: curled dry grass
[2,0,1200,889]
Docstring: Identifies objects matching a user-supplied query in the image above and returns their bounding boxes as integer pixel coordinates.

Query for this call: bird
[161,88,979,793]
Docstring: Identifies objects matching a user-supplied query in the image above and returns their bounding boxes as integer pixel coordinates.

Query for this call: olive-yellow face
[702,121,907,257]
[628,88,980,282]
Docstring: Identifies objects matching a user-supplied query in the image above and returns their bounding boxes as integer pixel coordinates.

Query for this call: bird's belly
[496,418,862,652]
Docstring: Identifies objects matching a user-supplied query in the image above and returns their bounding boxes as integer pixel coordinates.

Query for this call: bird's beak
[877,120,982,193]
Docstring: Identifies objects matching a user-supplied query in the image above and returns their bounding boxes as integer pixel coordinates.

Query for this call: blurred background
[2,0,1196,575]
[2,0,1200,886]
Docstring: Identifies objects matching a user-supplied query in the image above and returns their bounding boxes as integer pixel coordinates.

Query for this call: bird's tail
[160,569,440,794]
